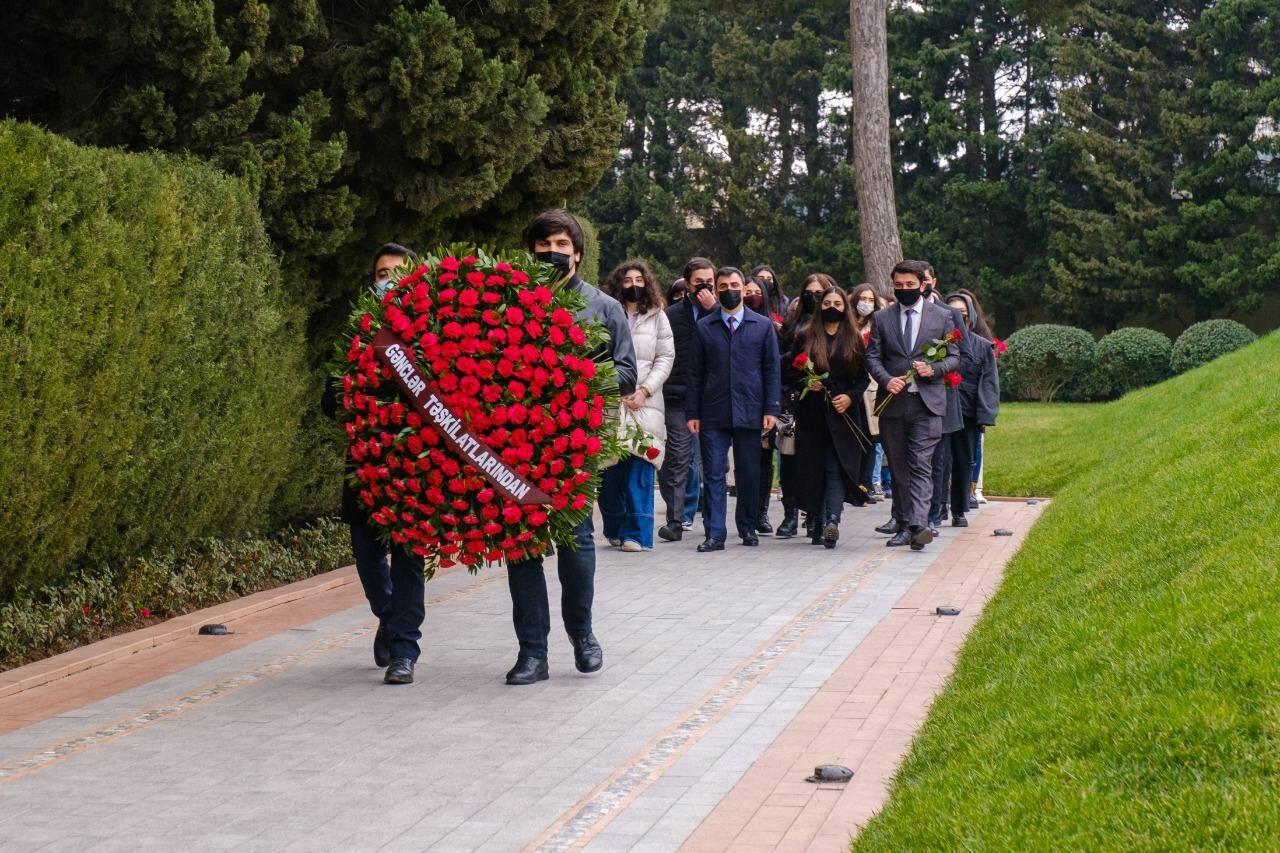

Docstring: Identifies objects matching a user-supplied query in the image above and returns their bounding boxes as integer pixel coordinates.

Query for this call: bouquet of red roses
[333,244,626,574]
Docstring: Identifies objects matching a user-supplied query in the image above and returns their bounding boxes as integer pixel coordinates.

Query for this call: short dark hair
[523,209,585,255]
[920,261,936,279]
[683,257,715,282]
[890,260,928,285]
[715,265,746,286]
[370,242,418,277]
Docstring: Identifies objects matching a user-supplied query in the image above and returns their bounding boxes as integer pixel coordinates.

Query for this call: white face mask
[856,301,875,317]
[374,277,393,296]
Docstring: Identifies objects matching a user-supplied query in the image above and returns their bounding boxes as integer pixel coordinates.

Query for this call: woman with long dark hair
[751,264,786,316]
[784,286,871,548]
[774,273,834,537]
[599,259,675,550]
[942,288,999,527]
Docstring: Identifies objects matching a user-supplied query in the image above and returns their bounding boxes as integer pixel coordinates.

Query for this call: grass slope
[855,332,1280,849]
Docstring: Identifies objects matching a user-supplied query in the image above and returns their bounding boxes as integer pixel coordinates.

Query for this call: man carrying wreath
[504,209,638,685]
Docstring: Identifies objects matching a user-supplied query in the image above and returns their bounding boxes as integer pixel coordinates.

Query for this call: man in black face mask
[659,258,719,542]
[864,260,960,551]
[502,209,637,686]
[685,267,781,551]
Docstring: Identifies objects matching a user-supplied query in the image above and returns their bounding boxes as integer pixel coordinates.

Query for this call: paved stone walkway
[0,497,1040,852]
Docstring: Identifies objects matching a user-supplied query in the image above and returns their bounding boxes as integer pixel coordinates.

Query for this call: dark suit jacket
[687,307,781,429]
[662,297,704,405]
[864,300,960,418]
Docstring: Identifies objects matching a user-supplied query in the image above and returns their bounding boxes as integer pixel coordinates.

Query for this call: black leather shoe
[383,658,415,684]
[658,523,683,542]
[505,655,549,685]
[887,529,912,547]
[741,534,759,546]
[776,509,798,539]
[696,538,725,553]
[939,506,950,521]
[911,526,935,551]
[373,623,391,668]
[570,633,603,673]
[756,516,773,536]
[823,521,839,549]
[969,496,980,510]
[875,519,901,535]
[952,515,969,527]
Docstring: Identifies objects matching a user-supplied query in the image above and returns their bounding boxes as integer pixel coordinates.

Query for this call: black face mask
[535,250,573,278]
[894,288,922,306]
[820,307,844,324]
[800,291,820,313]
[743,293,764,311]
[718,289,742,310]
[622,285,644,303]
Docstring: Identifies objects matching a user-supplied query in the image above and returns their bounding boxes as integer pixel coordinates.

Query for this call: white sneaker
[621,540,643,552]
[974,488,988,504]
[681,520,694,530]
[608,538,622,547]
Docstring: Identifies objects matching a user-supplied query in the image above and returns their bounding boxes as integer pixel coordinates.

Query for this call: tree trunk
[849,0,901,299]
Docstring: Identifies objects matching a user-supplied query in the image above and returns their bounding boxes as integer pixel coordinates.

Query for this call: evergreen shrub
[1093,327,1173,399]
[1000,324,1098,402]
[1170,319,1258,374]
[0,121,309,600]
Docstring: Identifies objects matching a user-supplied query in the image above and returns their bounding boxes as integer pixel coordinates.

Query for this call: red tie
[728,316,738,334]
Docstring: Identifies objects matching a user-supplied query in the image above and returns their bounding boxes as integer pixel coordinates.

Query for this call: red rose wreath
[334,245,625,574]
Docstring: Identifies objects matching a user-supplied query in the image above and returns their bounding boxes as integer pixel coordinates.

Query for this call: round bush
[1093,327,1173,399]
[1000,324,1099,402]
[1171,319,1258,374]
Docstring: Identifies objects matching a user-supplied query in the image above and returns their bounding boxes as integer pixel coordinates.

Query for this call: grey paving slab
[0,496,991,852]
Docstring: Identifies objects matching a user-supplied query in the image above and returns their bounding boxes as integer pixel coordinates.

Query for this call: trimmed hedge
[1093,327,1173,399]
[1000,324,1099,402]
[0,121,309,600]
[0,519,351,670]
[1171,319,1258,374]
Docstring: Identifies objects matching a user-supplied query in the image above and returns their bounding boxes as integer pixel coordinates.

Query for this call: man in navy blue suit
[686,267,781,551]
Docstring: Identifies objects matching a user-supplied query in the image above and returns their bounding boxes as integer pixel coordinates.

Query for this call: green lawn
[855,332,1280,849]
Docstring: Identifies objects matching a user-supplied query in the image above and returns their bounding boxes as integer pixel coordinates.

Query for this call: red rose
[944,370,963,389]
[792,353,809,369]
[139,607,152,619]
[439,256,461,272]
[459,289,480,307]
[506,306,525,325]
[645,446,660,460]
[360,313,373,333]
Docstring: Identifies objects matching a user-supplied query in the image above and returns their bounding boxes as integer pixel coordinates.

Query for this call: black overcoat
[784,332,872,515]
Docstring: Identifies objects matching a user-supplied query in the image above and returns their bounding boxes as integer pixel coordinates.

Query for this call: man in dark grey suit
[864,260,960,551]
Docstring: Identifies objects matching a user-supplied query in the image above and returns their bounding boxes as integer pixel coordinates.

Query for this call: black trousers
[879,394,943,530]
[350,519,426,661]
[929,429,953,524]
[758,446,774,519]
[506,512,595,659]
[949,419,980,516]
[658,403,694,525]
[778,451,798,511]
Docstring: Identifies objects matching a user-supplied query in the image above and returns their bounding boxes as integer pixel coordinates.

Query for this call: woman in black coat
[784,285,872,548]
[942,290,1000,527]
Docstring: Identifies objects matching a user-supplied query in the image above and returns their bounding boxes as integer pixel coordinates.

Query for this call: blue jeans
[350,520,426,661]
[871,442,884,489]
[506,513,595,659]
[972,432,984,484]
[684,435,703,525]
[600,455,656,548]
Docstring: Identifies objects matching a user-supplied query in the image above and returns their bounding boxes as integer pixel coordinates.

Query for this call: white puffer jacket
[623,307,675,467]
